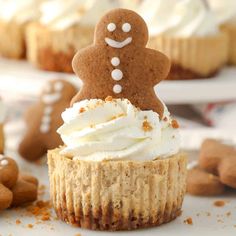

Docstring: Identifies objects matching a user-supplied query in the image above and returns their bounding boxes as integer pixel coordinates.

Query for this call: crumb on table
[214,200,225,207]
[184,217,193,225]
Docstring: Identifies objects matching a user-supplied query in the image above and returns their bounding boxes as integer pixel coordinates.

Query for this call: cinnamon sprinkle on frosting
[142,120,153,132]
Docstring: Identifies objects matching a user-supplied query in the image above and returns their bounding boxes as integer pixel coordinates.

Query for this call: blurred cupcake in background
[0,0,43,59]
[209,0,236,66]
[139,0,228,80]
[26,0,119,73]
[0,97,5,154]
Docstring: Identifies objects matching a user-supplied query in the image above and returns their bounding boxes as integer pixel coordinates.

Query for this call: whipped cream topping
[58,98,180,161]
[0,0,43,23]
[40,0,119,30]
[138,0,219,37]
[208,0,236,25]
[0,99,6,124]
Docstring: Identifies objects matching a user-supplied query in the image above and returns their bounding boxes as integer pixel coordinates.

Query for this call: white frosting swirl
[138,0,219,37]
[40,0,119,30]
[58,99,180,161]
[208,0,236,25]
[0,0,43,23]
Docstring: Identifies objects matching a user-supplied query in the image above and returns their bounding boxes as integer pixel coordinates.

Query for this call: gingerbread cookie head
[95,8,148,48]
[41,80,77,105]
[0,155,18,189]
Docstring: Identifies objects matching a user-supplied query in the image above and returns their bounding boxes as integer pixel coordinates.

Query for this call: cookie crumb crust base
[48,149,187,231]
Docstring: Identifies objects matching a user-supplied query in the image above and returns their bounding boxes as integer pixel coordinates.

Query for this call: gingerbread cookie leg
[187,166,225,196]
[18,134,47,161]
[11,177,38,207]
[0,183,13,210]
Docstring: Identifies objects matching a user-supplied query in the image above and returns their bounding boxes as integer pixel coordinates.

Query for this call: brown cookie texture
[187,166,225,196]
[0,155,39,210]
[18,79,78,161]
[0,156,18,189]
[11,178,38,207]
[71,8,170,118]
[199,139,236,188]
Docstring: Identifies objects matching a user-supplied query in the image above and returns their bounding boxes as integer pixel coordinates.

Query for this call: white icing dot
[44,106,53,115]
[113,84,122,94]
[107,23,116,32]
[0,154,4,160]
[111,57,120,66]
[122,23,131,32]
[40,123,50,133]
[111,69,123,81]
[54,81,64,92]
[42,93,61,104]
[42,115,51,124]
[0,159,8,166]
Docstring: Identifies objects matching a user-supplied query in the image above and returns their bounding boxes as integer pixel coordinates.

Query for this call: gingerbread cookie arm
[11,178,38,207]
[72,46,94,79]
[145,48,171,83]
[18,133,46,161]
[0,183,13,210]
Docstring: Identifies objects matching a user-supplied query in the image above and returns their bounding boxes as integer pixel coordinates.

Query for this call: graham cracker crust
[37,47,75,73]
[166,64,218,80]
[55,202,183,231]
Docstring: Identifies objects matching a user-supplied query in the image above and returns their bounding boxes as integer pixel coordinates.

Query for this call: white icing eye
[122,23,131,32]
[107,23,116,32]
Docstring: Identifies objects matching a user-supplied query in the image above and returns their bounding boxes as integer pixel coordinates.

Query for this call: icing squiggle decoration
[40,81,64,133]
[105,37,132,48]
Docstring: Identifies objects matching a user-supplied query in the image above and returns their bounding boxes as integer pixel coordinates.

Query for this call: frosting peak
[138,0,219,37]
[58,98,180,161]
[40,0,119,30]
[0,0,43,23]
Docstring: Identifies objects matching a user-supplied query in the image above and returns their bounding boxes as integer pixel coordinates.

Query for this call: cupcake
[139,0,228,80]
[0,0,43,59]
[208,0,236,65]
[48,9,187,230]
[26,0,119,73]
[0,98,5,154]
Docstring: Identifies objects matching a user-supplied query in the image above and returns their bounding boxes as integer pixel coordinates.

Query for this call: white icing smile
[105,37,132,48]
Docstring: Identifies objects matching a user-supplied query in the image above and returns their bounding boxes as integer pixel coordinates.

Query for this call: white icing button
[42,115,51,124]
[111,57,120,66]
[0,154,4,160]
[111,69,123,81]
[0,159,8,166]
[40,123,50,133]
[54,81,64,92]
[107,23,116,32]
[44,106,53,115]
[113,84,122,94]
[122,23,131,32]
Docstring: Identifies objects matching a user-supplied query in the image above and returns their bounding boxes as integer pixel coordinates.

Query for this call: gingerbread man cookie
[18,79,78,161]
[199,139,236,188]
[0,155,38,210]
[71,8,170,117]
